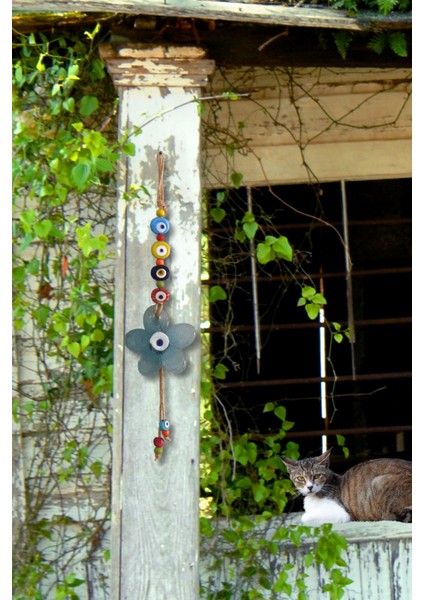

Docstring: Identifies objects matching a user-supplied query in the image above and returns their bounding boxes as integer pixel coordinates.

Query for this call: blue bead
[159,419,170,431]
[150,217,170,235]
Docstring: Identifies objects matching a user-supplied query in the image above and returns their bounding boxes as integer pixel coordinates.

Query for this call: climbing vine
[12,14,410,600]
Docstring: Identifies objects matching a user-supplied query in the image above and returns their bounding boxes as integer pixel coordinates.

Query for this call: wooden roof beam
[12,0,412,32]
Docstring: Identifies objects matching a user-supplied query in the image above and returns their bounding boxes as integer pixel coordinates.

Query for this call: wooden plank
[204,139,412,187]
[107,47,215,598]
[12,0,412,31]
[208,67,412,98]
[202,66,411,187]
[204,90,411,147]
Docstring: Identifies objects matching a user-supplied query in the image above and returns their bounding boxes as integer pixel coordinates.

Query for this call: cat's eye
[296,477,305,484]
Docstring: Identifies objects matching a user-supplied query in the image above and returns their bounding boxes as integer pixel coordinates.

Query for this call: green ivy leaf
[302,286,316,298]
[230,171,243,189]
[210,285,227,302]
[71,163,91,190]
[257,243,275,265]
[214,363,229,380]
[273,236,293,261]
[62,97,75,113]
[305,303,321,320]
[210,207,226,224]
[274,406,287,421]
[242,221,258,240]
[79,95,99,117]
[311,293,327,305]
[34,219,53,239]
[67,342,81,359]
[121,141,136,156]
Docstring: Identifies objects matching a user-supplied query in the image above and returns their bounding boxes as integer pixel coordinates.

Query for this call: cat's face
[281,450,332,496]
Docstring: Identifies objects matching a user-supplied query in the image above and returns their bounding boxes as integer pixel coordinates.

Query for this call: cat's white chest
[301,495,351,526]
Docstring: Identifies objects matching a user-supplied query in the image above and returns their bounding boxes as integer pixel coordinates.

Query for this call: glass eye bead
[150,217,170,235]
[149,331,170,352]
[151,265,170,281]
[151,288,170,304]
[151,241,171,259]
[160,419,170,431]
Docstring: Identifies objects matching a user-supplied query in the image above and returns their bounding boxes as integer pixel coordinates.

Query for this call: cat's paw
[301,513,326,526]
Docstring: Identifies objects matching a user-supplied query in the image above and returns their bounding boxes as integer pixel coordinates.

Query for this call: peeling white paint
[106,47,215,599]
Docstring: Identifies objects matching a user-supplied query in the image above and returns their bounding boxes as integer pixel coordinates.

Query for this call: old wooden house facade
[12,1,412,599]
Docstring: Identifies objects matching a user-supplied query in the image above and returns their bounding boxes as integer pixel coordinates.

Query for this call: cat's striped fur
[282,448,412,523]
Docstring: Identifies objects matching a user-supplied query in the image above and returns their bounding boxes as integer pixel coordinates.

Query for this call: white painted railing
[200,516,412,599]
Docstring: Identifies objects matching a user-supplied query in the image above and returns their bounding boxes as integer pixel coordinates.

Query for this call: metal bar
[203,316,412,334]
[341,180,357,365]
[245,425,412,441]
[247,186,261,374]
[318,268,328,452]
[205,217,412,235]
[203,266,411,286]
[284,425,412,439]
[218,371,412,389]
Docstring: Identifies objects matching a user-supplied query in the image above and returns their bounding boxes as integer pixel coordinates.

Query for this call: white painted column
[100,44,215,599]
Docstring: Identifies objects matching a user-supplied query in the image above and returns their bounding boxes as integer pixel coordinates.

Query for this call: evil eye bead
[149,331,170,352]
[160,419,170,431]
[151,265,170,281]
[151,288,170,304]
[151,241,171,259]
[150,217,170,235]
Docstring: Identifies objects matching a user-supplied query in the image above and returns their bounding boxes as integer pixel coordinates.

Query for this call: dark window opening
[204,178,412,472]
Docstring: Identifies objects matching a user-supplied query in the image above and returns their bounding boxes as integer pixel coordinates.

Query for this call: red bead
[156,259,165,266]
[157,234,165,241]
[153,436,165,448]
[151,288,170,304]
[162,430,170,438]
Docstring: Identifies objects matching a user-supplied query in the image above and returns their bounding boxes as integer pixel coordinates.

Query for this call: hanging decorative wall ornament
[124,151,196,461]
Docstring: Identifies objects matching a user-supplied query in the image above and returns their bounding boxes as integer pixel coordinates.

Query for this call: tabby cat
[281,448,412,526]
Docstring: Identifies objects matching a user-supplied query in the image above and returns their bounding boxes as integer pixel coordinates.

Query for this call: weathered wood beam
[103,43,214,599]
[12,0,412,31]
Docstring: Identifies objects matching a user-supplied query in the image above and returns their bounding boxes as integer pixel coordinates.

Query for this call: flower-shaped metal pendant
[125,305,196,375]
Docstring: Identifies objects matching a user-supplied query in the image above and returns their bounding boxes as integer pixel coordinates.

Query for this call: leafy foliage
[12,14,407,598]
[12,26,133,599]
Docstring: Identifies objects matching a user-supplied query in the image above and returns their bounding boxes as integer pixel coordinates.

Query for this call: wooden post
[100,44,215,599]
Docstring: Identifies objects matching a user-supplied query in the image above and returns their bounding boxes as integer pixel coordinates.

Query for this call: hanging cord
[155,151,167,320]
[159,367,165,423]
[156,151,167,213]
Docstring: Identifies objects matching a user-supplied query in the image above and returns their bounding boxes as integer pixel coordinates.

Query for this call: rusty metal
[218,371,412,389]
[203,316,412,334]
[203,266,411,287]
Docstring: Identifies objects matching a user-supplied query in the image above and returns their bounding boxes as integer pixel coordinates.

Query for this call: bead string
[152,151,171,460]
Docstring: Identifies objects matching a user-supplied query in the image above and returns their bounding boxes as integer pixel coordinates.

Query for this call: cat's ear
[280,455,297,471]
[317,448,332,465]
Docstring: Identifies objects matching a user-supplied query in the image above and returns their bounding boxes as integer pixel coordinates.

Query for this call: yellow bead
[156,208,166,217]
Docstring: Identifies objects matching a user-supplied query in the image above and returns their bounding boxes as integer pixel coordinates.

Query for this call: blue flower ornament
[125,305,196,375]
